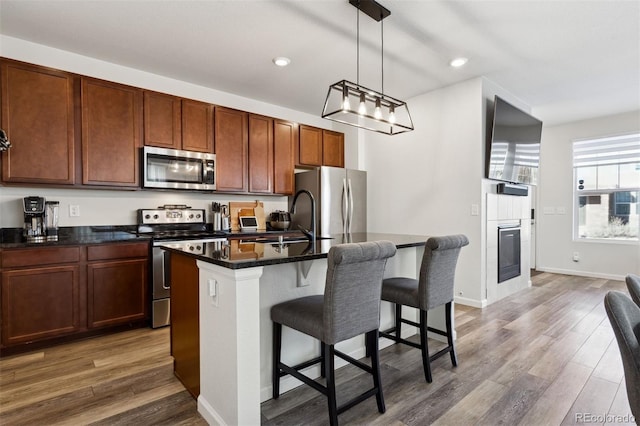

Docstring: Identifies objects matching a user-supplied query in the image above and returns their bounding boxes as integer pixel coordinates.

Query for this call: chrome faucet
[290,189,316,241]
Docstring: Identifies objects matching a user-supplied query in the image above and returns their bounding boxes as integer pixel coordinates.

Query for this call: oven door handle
[163,250,171,290]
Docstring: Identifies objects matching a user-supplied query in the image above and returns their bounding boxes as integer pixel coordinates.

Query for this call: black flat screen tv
[486,96,543,185]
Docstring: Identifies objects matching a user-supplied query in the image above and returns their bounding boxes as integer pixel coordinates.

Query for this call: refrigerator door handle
[348,178,354,234]
[342,178,349,234]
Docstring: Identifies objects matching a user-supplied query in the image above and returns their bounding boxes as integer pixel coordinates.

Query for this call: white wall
[535,110,640,278]
[364,77,485,304]
[0,35,358,227]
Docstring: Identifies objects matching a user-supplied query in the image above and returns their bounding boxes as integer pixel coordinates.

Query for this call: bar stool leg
[272,322,282,399]
[367,330,386,413]
[446,302,458,367]
[320,342,326,378]
[324,343,338,426]
[419,309,432,383]
[394,303,402,341]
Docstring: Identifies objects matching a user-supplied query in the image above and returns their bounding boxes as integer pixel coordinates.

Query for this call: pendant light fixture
[322,0,414,135]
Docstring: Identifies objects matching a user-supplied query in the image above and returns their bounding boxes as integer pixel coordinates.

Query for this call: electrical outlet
[69,204,80,217]
[572,252,580,262]
[471,204,479,216]
[208,278,219,306]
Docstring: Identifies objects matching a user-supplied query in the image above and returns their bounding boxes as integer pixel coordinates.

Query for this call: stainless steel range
[136,205,226,328]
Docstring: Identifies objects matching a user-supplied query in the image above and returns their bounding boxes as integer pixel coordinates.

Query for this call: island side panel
[196,261,263,426]
[170,253,200,398]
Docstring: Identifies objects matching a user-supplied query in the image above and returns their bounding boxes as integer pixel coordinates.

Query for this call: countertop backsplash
[0,186,288,228]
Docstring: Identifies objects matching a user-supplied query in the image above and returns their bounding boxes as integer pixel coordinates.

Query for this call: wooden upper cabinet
[182,99,213,153]
[143,91,181,150]
[214,107,248,192]
[298,125,323,167]
[81,78,142,187]
[298,125,345,168]
[248,114,273,193]
[322,129,345,168]
[273,119,297,195]
[0,60,75,184]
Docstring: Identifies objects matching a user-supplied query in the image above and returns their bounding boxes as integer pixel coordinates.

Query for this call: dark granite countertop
[0,226,327,249]
[0,226,150,248]
[160,232,428,270]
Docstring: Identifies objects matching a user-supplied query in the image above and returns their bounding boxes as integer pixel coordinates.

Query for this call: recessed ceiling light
[449,57,469,68]
[272,57,291,67]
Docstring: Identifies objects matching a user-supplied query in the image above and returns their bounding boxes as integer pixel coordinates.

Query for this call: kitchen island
[162,233,429,426]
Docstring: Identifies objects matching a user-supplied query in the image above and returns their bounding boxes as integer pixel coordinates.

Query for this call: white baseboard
[454,295,487,308]
[197,396,224,426]
[535,267,626,281]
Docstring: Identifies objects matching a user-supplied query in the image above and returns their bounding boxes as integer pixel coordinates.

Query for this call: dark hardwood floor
[1,272,635,425]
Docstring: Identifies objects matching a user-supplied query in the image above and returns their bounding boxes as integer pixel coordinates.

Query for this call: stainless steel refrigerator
[291,166,366,238]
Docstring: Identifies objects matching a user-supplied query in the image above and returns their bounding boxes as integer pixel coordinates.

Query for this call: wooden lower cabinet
[1,265,81,346]
[87,258,148,329]
[169,252,200,398]
[0,241,150,351]
[86,242,149,329]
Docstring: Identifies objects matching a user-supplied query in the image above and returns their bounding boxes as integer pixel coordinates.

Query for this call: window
[573,133,640,241]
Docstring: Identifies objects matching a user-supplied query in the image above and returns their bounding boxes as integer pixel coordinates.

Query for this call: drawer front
[1,246,81,268]
[87,242,149,261]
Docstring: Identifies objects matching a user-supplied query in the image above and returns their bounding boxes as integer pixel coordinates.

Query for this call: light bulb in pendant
[389,104,396,124]
[374,98,382,119]
[358,93,367,115]
[342,85,350,112]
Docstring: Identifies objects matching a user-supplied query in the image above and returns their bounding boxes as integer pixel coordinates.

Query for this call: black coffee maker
[23,196,46,242]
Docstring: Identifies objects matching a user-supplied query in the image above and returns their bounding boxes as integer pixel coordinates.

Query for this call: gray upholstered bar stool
[271,241,397,426]
[379,234,469,383]
[626,274,640,307]
[604,291,640,420]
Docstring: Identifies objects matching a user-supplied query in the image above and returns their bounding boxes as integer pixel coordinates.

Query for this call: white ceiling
[1,0,639,126]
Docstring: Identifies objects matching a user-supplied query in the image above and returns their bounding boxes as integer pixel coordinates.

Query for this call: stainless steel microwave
[142,146,216,190]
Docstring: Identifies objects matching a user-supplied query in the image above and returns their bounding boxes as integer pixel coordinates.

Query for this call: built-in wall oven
[136,206,225,328]
[497,223,521,283]
[142,146,216,191]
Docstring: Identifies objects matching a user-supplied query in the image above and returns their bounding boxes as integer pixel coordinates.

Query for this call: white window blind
[573,133,640,167]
